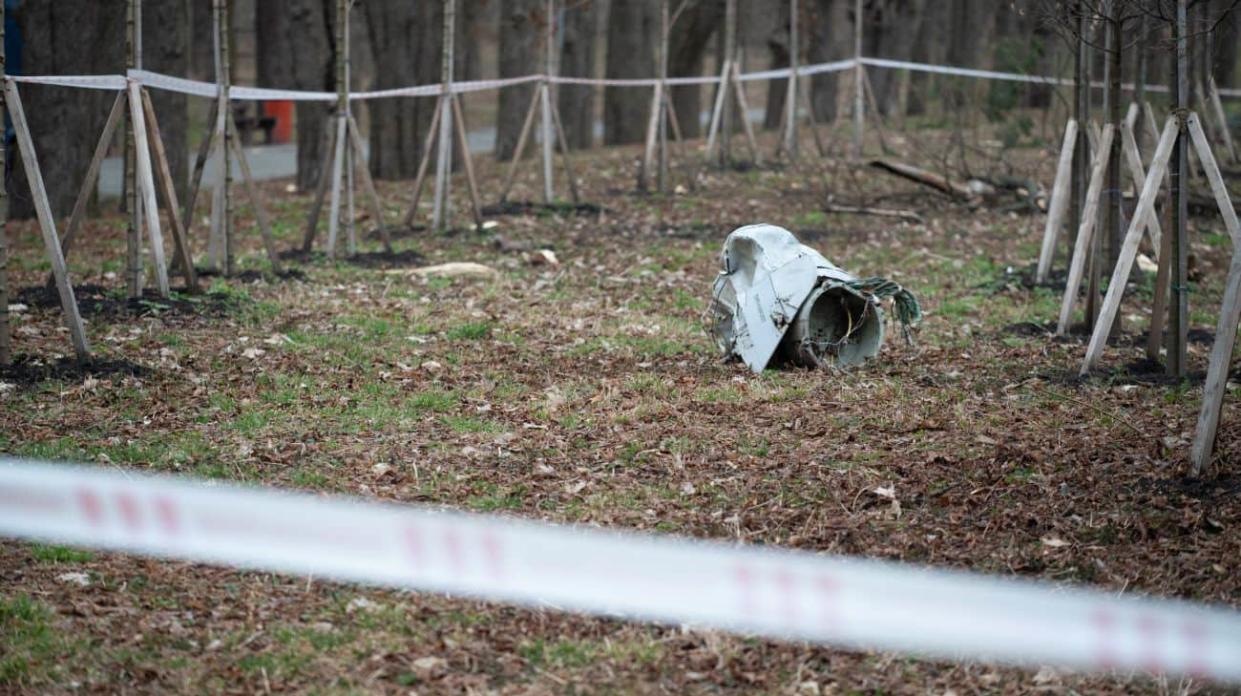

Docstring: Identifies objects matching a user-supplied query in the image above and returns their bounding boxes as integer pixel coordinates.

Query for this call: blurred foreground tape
[2,458,1240,684]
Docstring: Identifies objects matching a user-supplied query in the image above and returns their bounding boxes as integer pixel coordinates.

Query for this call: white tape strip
[858,57,1173,94]
[10,57,1235,102]
[1,458,1238,683]
[8,74,127,90]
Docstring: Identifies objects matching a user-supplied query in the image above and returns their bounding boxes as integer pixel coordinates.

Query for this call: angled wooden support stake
[497,91,539,205]
[183,98,219,238]
[1191,227,1241,473]
[1190,110,1241,472]
[59,91,126,264]
[1207,76,1237,164]
[450,94,484,228]
[5,80,90,360]
[1187,113,1241,247]
[797,77,827,158]
[225,112,284,273]
[126,80,171,297]
[860,69,892,156]
[402,96,444,225]
[141,88,198,288]
[548,95,582,204]
[1080,116,1178,374]
[303,119,338,251]
[346,113,392,253]
[728,63,762,166]
[1056,122,1116,336]
[703,58,731,163]
[1036,119,1078,284]
[1120,120,1162,253]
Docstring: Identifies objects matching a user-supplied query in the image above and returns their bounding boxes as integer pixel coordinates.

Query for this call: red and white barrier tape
[1,458,1239,683]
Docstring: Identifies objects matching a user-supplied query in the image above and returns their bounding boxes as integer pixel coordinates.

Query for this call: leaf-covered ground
[2,125,1240,694]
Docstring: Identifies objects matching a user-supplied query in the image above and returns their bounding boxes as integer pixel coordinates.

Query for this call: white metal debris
[710,224,885,372]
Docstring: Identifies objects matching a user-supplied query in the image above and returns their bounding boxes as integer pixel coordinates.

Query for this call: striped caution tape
[1,458,1239,683]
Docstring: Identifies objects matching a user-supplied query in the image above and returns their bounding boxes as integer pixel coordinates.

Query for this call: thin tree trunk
[558,0,598,148]
[604,0,656,145]
[497,0,540,160]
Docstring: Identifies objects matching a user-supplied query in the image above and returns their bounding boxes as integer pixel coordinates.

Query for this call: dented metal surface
[711,224,884,372]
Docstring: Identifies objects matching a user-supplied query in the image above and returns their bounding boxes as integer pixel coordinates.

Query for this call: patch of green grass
[468,484,526,511]
[29,544,94,564]
[695,384,744,404]
[0,595,65,687]
[445,322,492,341]
[405,390,458,414]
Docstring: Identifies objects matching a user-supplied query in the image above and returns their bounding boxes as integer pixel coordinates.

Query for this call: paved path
[97,108,764,197]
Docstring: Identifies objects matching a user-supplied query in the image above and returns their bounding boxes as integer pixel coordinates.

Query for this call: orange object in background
[264,100,293,144]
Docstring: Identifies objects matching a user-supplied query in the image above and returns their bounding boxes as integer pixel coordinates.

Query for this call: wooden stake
[1191,224,1241,472]
[183,98,219,238]
[1207,76,1237,164]
[1120,120,1162,252]
[1037,119,1078,284]
[55,91,126,271]
[127,81,171,297]
[703,58,731,162]
[226,111,285,273]
[861,68,891,155]
[1081,116,1178,374]
[797,76,827,157]
[549,92,582,204]
[450,94,484,228]
[729,64,761,165]
[141,88,198,288]
[5,80,90,360]
[303,119,338,250]
[403,95,443,223]
[1188,113,1241,247]
[1057,123,1115,335]
[498,91,540,203]
[347,113,392,253]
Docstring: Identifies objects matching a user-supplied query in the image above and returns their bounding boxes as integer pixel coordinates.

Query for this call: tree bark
[763,0,791,130]
[11,2,125,220]
[668,0,722,139]
[256,0,334,191]
[144,0,189,205]
[558,0,599,148]
[808,0,847,121]
[604,0,656,145]
[496,0,540,160]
